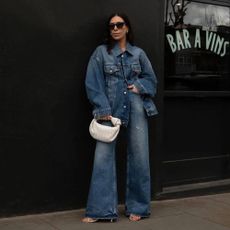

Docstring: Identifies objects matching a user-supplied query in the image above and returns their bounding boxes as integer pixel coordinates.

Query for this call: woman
[82,13,158,223]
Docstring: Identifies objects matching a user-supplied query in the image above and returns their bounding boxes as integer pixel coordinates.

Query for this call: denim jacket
[85,42,158,126]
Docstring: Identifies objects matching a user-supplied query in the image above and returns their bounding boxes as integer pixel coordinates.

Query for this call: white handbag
[89,116,122,143]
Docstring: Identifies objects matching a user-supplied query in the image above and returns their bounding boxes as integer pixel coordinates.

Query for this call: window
[165,0,230,91]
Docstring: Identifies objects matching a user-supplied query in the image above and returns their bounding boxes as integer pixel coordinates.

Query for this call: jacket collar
[112,42,134,57]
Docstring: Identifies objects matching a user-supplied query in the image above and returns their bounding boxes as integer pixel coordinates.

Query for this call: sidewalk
[0,192,230,230]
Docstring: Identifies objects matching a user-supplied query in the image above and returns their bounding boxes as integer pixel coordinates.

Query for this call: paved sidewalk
[0,192,230,230]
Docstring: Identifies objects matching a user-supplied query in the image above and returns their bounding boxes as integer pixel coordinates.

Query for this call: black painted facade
[0,0,229,217]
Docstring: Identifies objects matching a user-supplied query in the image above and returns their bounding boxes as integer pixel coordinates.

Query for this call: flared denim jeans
[85,92,151,220]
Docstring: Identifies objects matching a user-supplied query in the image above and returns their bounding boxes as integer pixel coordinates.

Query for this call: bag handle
[110,117,121,127]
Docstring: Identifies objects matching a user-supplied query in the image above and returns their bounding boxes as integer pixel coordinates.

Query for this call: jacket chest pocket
[131,63,141,75]
[104,64,120,85]
[130,63,142,81]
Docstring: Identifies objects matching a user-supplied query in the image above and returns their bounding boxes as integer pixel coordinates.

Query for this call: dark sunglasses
[109,22,126,30]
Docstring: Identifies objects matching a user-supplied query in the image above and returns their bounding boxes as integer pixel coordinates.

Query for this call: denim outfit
[85,42,158,220]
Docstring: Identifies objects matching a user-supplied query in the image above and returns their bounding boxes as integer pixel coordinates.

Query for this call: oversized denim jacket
[85,42,158,126]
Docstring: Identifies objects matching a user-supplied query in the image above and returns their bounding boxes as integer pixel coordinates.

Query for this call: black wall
[0,0,165,217]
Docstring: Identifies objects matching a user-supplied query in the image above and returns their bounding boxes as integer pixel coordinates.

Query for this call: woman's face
[109,16,128,42]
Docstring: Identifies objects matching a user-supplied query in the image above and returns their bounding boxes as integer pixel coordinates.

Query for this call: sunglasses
[109,22,126,30]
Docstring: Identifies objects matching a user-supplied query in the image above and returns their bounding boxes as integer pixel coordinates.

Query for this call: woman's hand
[127,84,139,94]
[99,115,112,121]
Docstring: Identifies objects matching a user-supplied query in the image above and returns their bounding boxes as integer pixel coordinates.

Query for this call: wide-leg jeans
[85,92,151,219]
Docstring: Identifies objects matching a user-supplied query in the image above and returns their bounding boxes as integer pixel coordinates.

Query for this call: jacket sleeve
[85,47,112,118]
[133,49,158,97]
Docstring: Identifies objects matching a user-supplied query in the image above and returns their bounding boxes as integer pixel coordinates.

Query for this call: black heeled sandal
[82,217,116,223]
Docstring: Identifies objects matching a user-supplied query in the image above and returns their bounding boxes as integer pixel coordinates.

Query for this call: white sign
[166,29,229,57]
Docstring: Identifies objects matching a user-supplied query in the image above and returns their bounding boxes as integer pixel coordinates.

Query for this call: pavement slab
[0,192,230,230]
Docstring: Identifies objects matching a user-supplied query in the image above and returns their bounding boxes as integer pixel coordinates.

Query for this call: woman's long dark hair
[104,13,134,53]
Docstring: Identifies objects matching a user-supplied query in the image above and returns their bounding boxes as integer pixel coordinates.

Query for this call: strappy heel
[129,214,142,221]
[82,217,116,223]
[101,218,117,223]
[81,217,98,223]
[110,218,117,222]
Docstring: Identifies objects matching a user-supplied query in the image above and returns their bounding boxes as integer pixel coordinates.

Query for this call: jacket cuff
[92,107,112,119]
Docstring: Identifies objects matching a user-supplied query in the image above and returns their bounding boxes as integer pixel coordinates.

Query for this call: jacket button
[124,91,127,94]
[123,105,126,108]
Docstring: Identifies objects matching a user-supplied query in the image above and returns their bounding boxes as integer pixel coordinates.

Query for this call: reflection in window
[165,0,230,91]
